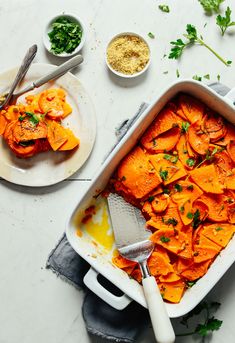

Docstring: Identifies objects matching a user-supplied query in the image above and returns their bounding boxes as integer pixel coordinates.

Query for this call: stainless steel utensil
[7,54,83,105]
[107,193,175,343]
[0,44,37,109]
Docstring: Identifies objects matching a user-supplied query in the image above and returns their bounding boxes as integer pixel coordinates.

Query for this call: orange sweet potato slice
[228,203,235,223]
[112,254,137,268]
[150,228,190,255]
[175,258,194,274]
[147,200,183,231]
[193,235,221,263]
[117,146,162,199]
[217,123,235,146]
[199,193,228,222]
[179,94,204,124]
[151,194,170,213]
[146,126,181,153]
[39,89,66,120]
[171,181,203,225]
[147,251,174,276]
[62,102,72,119]
[12,118,47,143]
[188,121,210,155]
[178,228,193,259]
[158,280,185,303]
[176,134,196,169]
[225,169,235,190]
[149,153,187,186]
[0,112,8,135]
[189,164,223,194]
[214,150,234,186]
[202,223,235,247]
[227,140,235,163]
[130,266,142,283]
[180,260,211,281]
[140,106,182,151]
[58,128,79,151]
[25,94,43,113]
[4,106,22,121]
[159,272,181,283]
[47,121,68,151]
[142,201,155,217]
[203,111,227,142]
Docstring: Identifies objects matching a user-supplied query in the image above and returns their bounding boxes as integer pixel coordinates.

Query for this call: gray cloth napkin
[47,83,230,342]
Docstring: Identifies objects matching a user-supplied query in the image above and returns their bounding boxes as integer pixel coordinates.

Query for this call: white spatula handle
[142,276,175,343]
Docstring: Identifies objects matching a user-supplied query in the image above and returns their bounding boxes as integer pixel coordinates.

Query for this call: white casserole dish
[66,80,235,318]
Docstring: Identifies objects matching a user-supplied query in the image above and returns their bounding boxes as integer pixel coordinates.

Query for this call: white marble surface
[0,1,235,342]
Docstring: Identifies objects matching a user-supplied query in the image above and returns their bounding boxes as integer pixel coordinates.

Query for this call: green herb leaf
[160,169,168,181]
[159,4,170,12]
[160,236,170,243]
[187,212,193,219]
[148,32,155,39]
[169,23,231,66]
[195,317,223,336]
[174,183,183,192]
[193,75,202,81]
[186,281,196,288]
[148,196,155,202]
[215,226,223,231]
[217,74,221,81]
[176,69,180,78]
[163,188,170,195]
[203,74,210,79]
[192,209,201,229]
[181,121,190,133]
[165,217,178,227]
[198,0,224,13]
[121,176,126,181]
[25,112,39,125]
[186,158,196,167]
[19,115,24,121]
[48,16,83,55]
[216,7,235,36]
[163,71,168,74]
[180,206,185,213]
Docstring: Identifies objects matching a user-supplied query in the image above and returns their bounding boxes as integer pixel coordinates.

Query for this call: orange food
[110,93,235,303]
[0,88,79,158]
[116,146,162,199]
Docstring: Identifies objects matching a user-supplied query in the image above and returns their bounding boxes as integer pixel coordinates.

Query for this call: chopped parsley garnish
[163,154,178,164]
[148,196,155,202]
[160,169,168,181]
[186,158,196,167]
[181,121,190,133]
[166,217,178,227]
[186,281,196,288]
[174,183,183,192]
[159,4,170,13]
[163,188,170,195]
[192,209,201,229]
[148,32,155,39]
[19,115,24,121]
[187,212,193,219]
[187,185,194,190]
[215,226,223,231]
[198,0,224,13]
[180,206,185,213]
[121,176,126,181]
[204,74,210,80]
[176,69,180,78]
[163,71,169,74]
[169,24,231,66]
[25,112,39,125]
[160,236,170,243]
[48,16,83,55]
[216,7,235,36]
[193,75,202,81]
[217,74,221,81]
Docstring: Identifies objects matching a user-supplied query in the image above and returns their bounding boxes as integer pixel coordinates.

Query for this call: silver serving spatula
[108,193,175,343]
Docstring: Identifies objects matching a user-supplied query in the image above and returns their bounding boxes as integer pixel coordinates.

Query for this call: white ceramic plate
[0,63,96,187]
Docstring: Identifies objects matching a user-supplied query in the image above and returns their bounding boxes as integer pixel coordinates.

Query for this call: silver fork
[0,44,37,109]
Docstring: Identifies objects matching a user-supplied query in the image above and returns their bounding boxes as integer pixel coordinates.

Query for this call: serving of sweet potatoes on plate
[110,93,235,303]
[0,88,79,158]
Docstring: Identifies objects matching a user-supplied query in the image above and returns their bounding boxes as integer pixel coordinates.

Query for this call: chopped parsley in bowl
[43,14,86,57]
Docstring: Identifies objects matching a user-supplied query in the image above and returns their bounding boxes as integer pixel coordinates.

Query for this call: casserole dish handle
[83,267,132,310]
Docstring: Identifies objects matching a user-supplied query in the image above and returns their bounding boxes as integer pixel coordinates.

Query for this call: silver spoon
[0,44,37,109]
[7,54,83,105]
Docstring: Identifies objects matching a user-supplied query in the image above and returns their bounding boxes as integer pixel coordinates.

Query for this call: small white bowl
[43,14,86,57]
[106,32,151,78]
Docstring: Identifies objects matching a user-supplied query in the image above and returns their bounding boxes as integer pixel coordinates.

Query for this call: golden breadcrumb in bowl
[106,32,151,78]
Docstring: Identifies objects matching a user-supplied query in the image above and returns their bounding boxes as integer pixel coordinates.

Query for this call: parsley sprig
[198,0,224,13]
[169,24,232,66]
[177,301,222,337]
[216,7,235,36]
